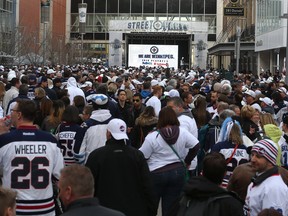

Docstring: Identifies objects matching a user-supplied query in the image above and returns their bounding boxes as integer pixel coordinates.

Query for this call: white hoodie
[66,77,85,105]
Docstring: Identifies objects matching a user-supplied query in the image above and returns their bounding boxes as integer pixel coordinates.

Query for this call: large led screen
[128,44,178,69]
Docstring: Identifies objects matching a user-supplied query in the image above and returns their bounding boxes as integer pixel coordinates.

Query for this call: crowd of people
[0,63,288,216]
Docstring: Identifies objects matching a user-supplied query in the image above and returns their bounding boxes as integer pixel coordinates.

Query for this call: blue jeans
[151,166,185,216]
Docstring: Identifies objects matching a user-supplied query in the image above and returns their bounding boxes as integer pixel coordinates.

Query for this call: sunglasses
[133,99,140,102]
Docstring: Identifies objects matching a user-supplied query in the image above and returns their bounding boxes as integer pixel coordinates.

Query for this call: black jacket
[61,197,125,216]
[85,138,157,216]
[178,176,244,216]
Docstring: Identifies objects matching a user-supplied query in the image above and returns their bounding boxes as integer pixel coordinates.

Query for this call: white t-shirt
[139,127,199,171]
[178,114,198,170]
[146,96,161,117]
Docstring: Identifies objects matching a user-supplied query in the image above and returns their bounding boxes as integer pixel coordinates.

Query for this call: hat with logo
[90,94,108,105]
[107,118,128,140]
[251,139,278,165]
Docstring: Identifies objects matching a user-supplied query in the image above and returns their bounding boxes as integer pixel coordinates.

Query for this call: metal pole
[81,34,84,64]
[236,26,241,75]
[43,22,48,66]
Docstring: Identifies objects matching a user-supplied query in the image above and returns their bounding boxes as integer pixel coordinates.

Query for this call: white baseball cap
[107,119,128,140]
[47,69,56,74]
[244,90,256,98]
[168,89,180,97]
[278,87,287,95]
[81,81,92,88]
[151,79,159,87]
[259,97,273,106]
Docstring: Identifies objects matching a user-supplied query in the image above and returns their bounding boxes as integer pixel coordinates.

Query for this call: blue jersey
[56,122,86,166]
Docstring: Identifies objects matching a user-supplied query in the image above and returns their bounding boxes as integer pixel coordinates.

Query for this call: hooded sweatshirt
[180,176,244,216]
[159,125,180,145]
[67,77,85,105]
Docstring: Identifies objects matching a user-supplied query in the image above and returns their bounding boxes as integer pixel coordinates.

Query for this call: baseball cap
[116,77,123,83]
[151,79,159,87]
[107,119,128,140]
[168,89,180,98]
[47,69,56,74]
[90,94,108,105]
[251,103,262,112]
[38,76,48,84]
[244,90,256,98]
[81,81,92,88]
[278,87,287,94]
[28,74,37,82]
[259,97,273,106]
[251,139,278,165]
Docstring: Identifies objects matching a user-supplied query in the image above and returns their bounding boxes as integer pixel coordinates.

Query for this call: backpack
[197,124,210,174]
[177,194,231,216]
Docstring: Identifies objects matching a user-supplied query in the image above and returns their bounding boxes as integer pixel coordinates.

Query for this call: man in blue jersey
[0,99,64,216]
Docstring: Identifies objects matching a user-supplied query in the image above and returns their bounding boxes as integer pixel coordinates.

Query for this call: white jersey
[244,173,288,216]
[279,136,288,167]
[0,126,64,216]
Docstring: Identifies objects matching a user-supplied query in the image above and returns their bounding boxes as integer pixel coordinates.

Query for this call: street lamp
[78,2,87,65]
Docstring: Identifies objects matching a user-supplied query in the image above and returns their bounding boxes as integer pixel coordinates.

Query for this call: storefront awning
[208,42,255,56]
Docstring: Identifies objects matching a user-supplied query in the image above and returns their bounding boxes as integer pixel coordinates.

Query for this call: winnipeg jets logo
[150,46,159,54]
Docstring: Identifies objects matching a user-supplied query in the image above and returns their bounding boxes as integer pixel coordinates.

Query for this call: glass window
[95,0,106,13]
[168,0,179,14]
[192,0,204,14]
[71,0,82,13]
[205,0,216,14]
[107,0,118,13]
[156,0,167,14]
[144,0,154,14]
[180,0,191,14]
[131,0,142,13]
[119,0,130,13]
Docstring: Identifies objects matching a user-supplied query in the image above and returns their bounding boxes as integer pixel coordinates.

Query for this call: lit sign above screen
[128,44,178,69]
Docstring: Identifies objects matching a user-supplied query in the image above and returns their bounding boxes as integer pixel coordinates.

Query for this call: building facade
[0,0,66,66]
[208,0,256,73]
[255,0,285,75]
[68,0,216,68]
[0,0,15,64]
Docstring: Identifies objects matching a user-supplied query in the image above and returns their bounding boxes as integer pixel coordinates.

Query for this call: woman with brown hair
[41,100,65,134]
[135,106,158,147]
[192,94,211,128]
[241,105,261,142]
[139,106,199,216]
[34,97,53,127]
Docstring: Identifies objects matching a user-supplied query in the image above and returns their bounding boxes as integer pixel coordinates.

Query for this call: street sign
[224,7,244,16]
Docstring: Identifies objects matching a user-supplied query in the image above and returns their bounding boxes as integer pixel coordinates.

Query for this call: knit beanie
[251,139,278,165]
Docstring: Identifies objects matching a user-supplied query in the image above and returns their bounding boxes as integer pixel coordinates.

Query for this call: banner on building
[194,33,208,69]
[109,32,123,67]
[109,20,208,33]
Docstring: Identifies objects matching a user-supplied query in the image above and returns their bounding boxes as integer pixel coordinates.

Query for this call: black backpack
[177,194,231,216]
